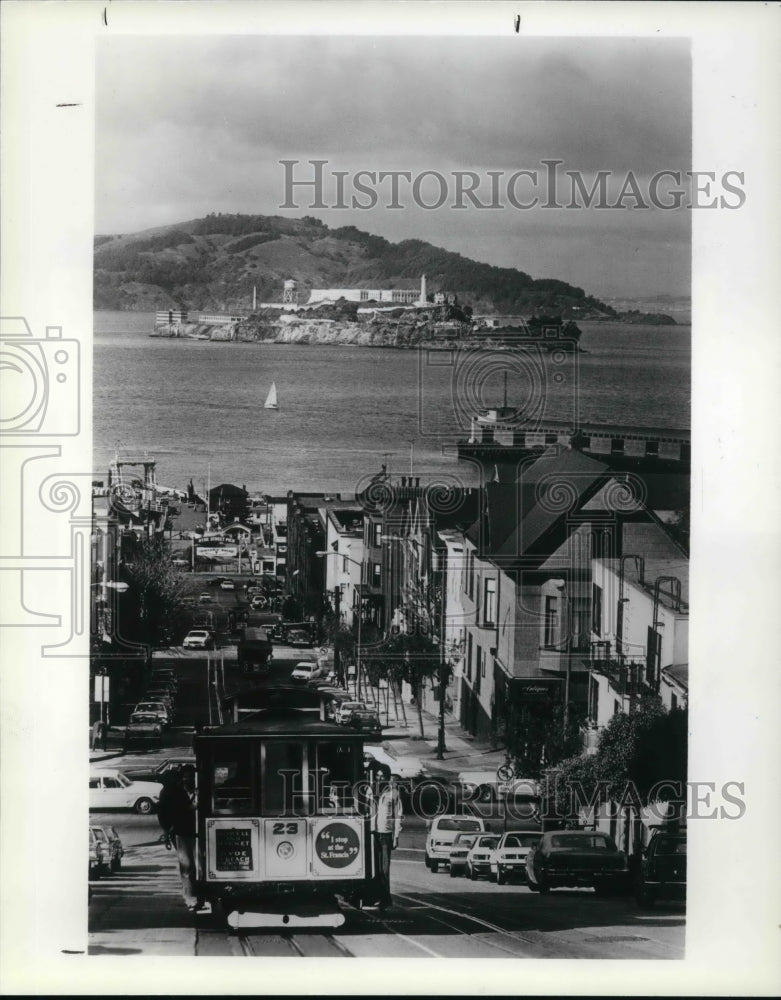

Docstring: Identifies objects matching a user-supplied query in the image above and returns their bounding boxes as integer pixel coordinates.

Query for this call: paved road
[88,810,685,958]
[90,631,686,959]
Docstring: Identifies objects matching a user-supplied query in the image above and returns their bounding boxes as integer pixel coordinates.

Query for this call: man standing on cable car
[370,764,403,911]
[157,765,204,913]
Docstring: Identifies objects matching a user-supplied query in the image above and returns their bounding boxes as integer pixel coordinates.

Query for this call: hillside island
[94,213,677,348]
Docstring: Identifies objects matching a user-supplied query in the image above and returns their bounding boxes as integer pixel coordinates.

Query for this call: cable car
[193,686,381,929]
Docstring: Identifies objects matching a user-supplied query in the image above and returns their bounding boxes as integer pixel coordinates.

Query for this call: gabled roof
[469,447,612,560]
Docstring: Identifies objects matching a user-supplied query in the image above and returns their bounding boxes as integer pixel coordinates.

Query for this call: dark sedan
[121,756,195,784]
[526,830,629,895]
[635,829,687,906]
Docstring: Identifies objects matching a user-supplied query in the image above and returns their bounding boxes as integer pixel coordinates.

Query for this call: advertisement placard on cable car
[205,819,260,880]
[310,816,365,878]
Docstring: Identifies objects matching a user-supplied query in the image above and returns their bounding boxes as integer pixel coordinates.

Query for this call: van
[425,814,486,872]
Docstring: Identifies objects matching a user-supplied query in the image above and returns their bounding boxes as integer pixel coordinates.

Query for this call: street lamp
[316,550,363,699]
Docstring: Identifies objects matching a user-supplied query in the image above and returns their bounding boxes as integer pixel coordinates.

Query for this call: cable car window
[212,745,253,815]
[263,741,307,816]
[315,741,358,812]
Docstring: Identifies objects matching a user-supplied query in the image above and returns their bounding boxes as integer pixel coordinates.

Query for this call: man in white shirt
[370,765,403,910]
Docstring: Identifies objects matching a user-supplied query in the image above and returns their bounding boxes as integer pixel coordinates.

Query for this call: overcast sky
[96,36,691,299]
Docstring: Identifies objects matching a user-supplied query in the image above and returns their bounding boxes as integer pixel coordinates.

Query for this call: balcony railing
[589,657,649,698]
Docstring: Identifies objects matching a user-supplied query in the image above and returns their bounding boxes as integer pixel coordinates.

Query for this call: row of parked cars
[124,667,180,746]
[426,815,687,905]
[89,824,124,878]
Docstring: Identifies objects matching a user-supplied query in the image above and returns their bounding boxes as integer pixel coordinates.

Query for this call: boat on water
[264,383,279,410]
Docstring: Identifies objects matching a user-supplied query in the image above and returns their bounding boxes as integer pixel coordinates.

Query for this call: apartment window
[466,550,475,600]
[543,595,559,648]
[614,699,621,716]
[343,555,349,575]
[466,633,473,680]
[481,647,487,678]
[588,675,599,724]
[483,578,496,626]
[671,692,678,712]
[475,646,483,690]
[646,626,662,687]
[372,563,382,587]
[374,523,382,547]
[571,595,590,652]
[592,584,603,636]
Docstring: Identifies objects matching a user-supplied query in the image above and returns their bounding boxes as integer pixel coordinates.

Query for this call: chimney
[415,477,420,488]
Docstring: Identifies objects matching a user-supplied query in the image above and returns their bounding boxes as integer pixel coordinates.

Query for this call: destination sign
[315,822,360,869]
[214,827,253,871]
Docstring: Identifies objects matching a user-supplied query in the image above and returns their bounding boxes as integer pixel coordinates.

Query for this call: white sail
[264,382,279,409]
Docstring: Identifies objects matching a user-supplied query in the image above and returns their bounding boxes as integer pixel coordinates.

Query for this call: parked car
[133,701,171,726]
[465,834,501,881]
[150,672,178,691]
[335,700,367,725]
[425,815,486,872]
[121,757,195,784]
[183,629,214,650]
[90,824,124,873]
[345,707,382,737]
[291,661,320,682]
[526,830,629,895]
[491,830,542,884]
[89,827,105,879]
[198,592,213,604]
[286,628,312,647]
[635,829,687,906]
[125,712,164,745]
[144,689,175,709]
[448,832,480,877]
[250,594,268,609]
[220,579,235,591]
[89,770,161,814]
[207,576,227,587]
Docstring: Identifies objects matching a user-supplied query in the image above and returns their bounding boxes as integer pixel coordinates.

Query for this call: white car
[425,814,486,872]
[183,629,214,650]
[334,700,367,725]
[363,744,429,782]
[89,770,161,814]
[220,579,235,590]
[291,661,320,682]
[134,701,171,726]
[465,834,501,881]
[491,830,543,884]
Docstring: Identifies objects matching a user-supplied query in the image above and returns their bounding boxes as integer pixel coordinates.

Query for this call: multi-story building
[321,506,365,628]
[587,521,689,733]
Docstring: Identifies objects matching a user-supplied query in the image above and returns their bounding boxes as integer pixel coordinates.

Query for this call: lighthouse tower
[418,273,427,306]
[283,279,297,305]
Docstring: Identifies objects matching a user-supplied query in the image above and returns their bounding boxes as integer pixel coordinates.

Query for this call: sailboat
[264,382,279,410]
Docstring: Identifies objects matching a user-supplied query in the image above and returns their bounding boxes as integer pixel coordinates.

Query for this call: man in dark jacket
[157,765,201,911]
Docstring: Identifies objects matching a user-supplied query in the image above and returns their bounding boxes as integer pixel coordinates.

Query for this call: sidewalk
[380,704,507,779]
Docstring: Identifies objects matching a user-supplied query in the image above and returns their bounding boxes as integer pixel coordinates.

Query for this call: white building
[321,508,365,628]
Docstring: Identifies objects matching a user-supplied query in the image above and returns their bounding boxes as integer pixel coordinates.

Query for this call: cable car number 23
[272,822,299,835]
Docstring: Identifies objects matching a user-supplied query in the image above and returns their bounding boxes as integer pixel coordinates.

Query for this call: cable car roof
[196,707,365,739]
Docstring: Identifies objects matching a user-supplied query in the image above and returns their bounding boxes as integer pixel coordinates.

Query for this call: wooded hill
[94,212,617,318]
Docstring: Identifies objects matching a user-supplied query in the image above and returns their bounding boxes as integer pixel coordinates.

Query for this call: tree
[500,700,586,779]
[118,537,188,657]
[538,700,688,832]
[364,630,440,738]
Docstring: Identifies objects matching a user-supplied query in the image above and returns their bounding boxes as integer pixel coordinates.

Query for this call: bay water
[94,311,690,495]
